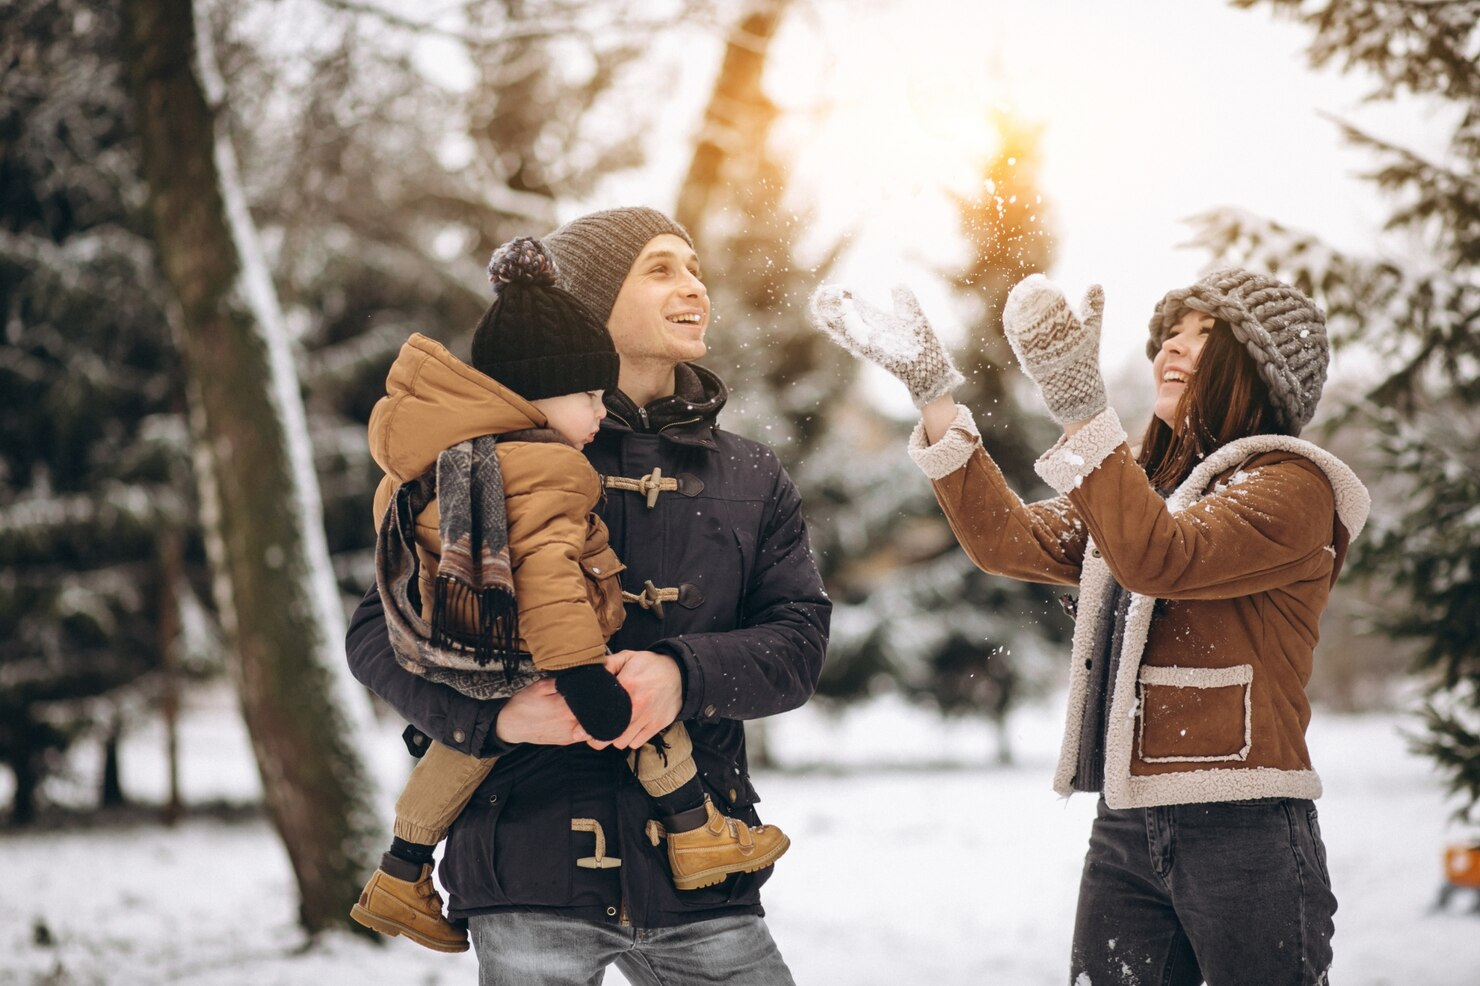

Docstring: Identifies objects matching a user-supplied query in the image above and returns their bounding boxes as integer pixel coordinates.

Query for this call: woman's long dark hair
[1137,319,1294,491]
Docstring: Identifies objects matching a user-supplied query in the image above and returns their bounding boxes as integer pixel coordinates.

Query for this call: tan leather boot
[666,798,790,891]
[350,857,469,953]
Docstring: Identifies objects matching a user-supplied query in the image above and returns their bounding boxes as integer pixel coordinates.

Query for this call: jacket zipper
[658,415,702,434]
[616,405,702,435]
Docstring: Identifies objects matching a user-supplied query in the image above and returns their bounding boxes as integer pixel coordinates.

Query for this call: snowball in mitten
[1002,274,1108,425]
[808,284,964,407]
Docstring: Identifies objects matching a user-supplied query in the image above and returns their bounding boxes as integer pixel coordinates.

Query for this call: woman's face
[1152,309,1216,428]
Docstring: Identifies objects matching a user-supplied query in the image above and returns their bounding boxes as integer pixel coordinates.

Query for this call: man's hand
[605,649,684,750]
[494,677,592,746]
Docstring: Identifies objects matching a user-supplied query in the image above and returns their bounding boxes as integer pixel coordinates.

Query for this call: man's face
[605,234,710,366]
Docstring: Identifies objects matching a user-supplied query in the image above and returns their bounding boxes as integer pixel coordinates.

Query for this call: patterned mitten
[808,284,965,407]
[1001,274,1108,425]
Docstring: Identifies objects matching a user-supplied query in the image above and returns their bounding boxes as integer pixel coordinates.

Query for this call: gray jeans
[1071,797,1337,986]
[469,910,796,986]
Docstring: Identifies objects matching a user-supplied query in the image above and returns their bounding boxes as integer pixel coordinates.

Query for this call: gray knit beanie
[1146,267,1329,434]
[543,207,694,325]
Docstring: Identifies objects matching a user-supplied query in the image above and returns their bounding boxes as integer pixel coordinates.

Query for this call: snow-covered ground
[4,687,1478,985]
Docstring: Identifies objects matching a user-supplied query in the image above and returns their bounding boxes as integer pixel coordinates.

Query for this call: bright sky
[590,0,1450,391]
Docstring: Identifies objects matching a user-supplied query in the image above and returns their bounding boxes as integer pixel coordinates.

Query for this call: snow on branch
[0,486,189,567]
[1236,0,1480,104]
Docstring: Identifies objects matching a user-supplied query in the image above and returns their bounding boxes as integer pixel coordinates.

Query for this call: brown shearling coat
[368,333,625,673]
[909,404,1371,808]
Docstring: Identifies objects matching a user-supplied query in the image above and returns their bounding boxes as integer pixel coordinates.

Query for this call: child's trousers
[394,721,699,845]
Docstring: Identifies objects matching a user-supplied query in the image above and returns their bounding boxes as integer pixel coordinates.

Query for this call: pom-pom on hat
[471,236,619,402]
[1146,267,1329,434]
[543,207,693,324]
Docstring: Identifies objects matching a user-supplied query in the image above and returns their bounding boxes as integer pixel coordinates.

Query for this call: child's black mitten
[554,665,632,741]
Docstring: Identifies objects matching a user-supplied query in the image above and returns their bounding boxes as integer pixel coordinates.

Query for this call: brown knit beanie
[1146,267,1329,434]
[471,237,619,402]
[543,207,693,325]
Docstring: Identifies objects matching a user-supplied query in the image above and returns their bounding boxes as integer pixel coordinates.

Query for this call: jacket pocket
[580,537,628,638]
[1136,664,1253,763]
[445,754,573,907]
[442,773,510,907]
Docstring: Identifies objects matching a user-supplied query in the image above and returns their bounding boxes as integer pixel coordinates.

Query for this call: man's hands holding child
[494,650,683,750]
[495,677,591,746]
[602,649,684,750]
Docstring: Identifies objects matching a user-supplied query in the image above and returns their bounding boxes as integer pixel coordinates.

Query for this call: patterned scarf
[375,434,540,700]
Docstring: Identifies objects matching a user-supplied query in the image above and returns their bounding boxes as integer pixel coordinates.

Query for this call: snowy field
[4,687,1479,986]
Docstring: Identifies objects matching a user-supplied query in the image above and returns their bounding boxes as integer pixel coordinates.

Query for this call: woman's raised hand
[1002,275,1108,426]
[808,283,964,408]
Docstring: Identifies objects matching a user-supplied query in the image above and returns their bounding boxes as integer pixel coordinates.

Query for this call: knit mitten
[1001,274,1108,425]
[808,284,965,408]
[554,665,632,741]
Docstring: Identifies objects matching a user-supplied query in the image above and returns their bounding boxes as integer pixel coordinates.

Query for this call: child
[351,237,788,953]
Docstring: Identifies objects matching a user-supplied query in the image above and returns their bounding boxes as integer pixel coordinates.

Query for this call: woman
[809,269,1368,986]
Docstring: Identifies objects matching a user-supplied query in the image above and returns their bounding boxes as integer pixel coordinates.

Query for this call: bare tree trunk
[674,1,788,239]
[123,0,381,935]
[158,529,183,826]
[100,718,126,808]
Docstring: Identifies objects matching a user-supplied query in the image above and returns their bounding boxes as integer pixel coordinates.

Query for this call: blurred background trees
[2,0,204,826]
[1194,0,1480,822]
[4,0,1474,931]
[3,0,726,933]
[3,0,1068,826]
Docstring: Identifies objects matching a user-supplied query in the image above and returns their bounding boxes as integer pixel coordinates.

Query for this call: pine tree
[674,0,852,457]
[802,116,1072,758]
[820,115,1069,763]
[664,0,860,763]
[906,113,1070,761]
[667,7,1073,758]
[0,0,210,824]
[1203,0,1480,821]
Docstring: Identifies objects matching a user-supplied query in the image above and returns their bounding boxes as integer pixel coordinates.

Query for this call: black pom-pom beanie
[471,237,619,402]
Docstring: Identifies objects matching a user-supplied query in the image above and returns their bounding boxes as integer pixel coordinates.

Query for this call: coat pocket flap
[1138,664,1252,689]
[1136,663,1253,764]
[579,545,627,579]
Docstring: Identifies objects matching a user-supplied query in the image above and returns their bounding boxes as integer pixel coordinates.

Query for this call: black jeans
[1070,797,1336,986]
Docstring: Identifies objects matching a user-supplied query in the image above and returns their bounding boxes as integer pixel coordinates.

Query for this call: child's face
[531,390,607,447]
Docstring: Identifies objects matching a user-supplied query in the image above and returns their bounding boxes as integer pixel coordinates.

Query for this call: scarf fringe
[431,576,521,676]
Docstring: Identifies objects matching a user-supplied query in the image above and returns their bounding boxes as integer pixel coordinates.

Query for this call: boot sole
[672,834,791,891]
[350,903,470,953]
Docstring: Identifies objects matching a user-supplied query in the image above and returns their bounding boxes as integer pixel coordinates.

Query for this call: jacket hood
[368,333,547,483]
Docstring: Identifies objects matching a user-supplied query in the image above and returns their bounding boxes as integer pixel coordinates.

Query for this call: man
[346,206,831,984]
